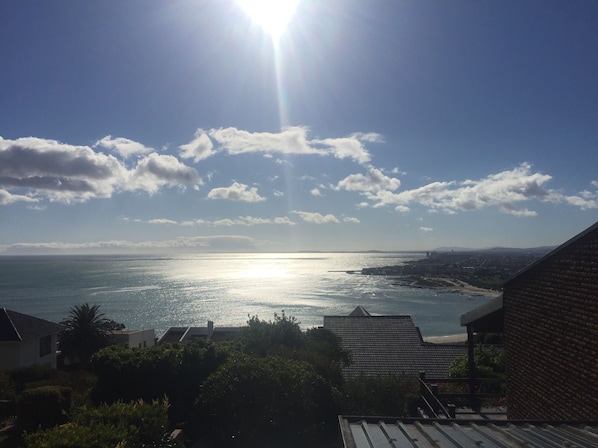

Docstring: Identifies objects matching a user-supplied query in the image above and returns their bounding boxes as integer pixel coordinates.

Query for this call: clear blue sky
[1,0,597,254]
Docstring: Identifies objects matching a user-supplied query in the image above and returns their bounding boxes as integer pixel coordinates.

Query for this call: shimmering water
[0,253,496,337]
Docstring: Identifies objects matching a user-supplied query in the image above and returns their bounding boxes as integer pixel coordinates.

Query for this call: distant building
[111,329,156,349]
[158,321,244,344]
[324,306,467,379]
[461,221,598,420]
[0,308,64,370]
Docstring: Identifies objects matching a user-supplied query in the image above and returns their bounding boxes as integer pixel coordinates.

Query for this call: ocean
[0,252,497,338]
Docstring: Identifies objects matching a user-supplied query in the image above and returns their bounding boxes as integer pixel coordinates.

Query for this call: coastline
[424,333,468,344]
[401,276,500,296]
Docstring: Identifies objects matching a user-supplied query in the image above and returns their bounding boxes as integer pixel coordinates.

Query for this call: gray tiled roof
[0,308,64,342]
[324,309,466,379]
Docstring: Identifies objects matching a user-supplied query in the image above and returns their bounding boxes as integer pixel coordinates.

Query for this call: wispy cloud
[0,189,37,205]
[419,226,433,232]
[95,135,153,159]
[207,182,265,202]
[362,163,595,216]
[131,215,296,227]
[291,210,340,224]
[179,129,217,162]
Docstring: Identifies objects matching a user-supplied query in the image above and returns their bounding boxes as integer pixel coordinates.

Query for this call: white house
[110,329,156,349]
[0,308,64,370]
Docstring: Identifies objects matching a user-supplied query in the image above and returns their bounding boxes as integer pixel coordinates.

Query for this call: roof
[460,294,504,333]
[0,308,64,342]
[339,416,598,448]
[503,220,598,286]
[324,307,467,379]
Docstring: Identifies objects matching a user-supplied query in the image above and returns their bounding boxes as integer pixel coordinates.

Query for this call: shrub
[196,354,329,446]
[16,386,72,431]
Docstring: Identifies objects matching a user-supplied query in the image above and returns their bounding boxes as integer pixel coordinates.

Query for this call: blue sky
[1,0,597,254]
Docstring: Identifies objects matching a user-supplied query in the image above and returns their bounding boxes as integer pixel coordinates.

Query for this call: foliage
[333,375,419,417]
[8,366,68,394]
[90,339,228,422]
[0,371,16,401]
[240,312,306,357]
[448,344,505,379]
[59,303,117,368]
[23,400,180,448]
[196,354,330,447]
[16,386,72,431]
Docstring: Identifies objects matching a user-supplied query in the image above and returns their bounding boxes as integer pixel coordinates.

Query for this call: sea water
[0,253,497,337]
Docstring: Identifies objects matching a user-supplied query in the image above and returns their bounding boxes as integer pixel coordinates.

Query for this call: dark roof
[324,308,466,379]
[0,308,64,342]
[339,416,598,448]
[460,294,504,333]
[503,220,598,286]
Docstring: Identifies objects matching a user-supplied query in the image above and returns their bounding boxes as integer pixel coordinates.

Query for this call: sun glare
[238,0,299,42]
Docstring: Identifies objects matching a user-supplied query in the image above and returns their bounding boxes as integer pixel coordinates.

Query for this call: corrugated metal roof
[339,416,598,448]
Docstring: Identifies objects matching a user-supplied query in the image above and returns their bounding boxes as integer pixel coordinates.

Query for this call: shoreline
[400,276,500,296]
[424,333,468,344]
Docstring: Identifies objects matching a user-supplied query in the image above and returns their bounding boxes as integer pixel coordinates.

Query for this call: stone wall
[504,224,598,420]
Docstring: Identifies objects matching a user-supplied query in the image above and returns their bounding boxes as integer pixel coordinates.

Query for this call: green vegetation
[1,308,421,447]
[59,303,123,368]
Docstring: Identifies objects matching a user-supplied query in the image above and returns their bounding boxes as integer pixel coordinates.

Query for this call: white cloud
[336,166,401,192]
[273,190,285,197]
[591,180,598,188]
[343,216,360,223]
[207,126,375,164]
[148,218,178,225]
[207,182,266,202]
[94,135,152,159]
[291,210,340,224]
[0,137,202,204]
[365,163,566,216]
[131,153,202,194]
[419,226,433,232]
[310,188,321,196]
[0,235,264,255]
[179,129,217,162]
[0,189,37,205]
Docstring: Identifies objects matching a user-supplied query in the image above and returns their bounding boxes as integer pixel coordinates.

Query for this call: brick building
[503,221,598,420]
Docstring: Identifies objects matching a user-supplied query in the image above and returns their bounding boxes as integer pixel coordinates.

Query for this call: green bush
[448,344,505,379]
[16,386,72,431]
[24,400,180,448]
[196,354,329,446]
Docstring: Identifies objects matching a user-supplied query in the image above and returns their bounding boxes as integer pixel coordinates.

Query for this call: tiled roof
[324,308,466,379]
[0,308,64,342]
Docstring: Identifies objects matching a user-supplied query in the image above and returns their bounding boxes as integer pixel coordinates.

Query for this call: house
[158,321,244,345]
[110,329,156,349]
[461,221,598,421]
[0,308,64,370]
[324,306,467,379]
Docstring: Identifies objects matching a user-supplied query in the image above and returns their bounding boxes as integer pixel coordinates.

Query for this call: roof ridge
[2,308,23,341]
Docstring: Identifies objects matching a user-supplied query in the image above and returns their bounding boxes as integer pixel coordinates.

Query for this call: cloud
[419,226,433,232]
[343,216,360,223]
[365,163,564,216]
[179,129,217,162]
[94,135,152,159]
[591,180,598,188]
[207,126,375,164]
[207,182,266,202]
[336,166,401,192]
[0,235,265,255]
[273,190,285,197]
[0,136,202,203]
[291,210,340,224]
[310,188,321,196]
[148,218,178,225]
[131,153,202,194]
[0,189,37,205]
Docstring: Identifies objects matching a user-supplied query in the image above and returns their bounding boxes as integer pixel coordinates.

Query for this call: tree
[59,303,117,368]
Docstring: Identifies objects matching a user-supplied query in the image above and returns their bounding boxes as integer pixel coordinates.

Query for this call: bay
[0,253,496,337]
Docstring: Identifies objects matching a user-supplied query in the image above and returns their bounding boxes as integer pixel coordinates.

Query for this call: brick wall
[504,226,598,420]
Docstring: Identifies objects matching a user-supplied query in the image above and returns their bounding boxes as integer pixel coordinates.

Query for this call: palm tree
[59,303,114,367]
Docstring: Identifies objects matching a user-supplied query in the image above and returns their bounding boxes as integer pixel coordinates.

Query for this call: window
[39,334,52,357]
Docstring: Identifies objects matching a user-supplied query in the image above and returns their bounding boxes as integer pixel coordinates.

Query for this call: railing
[418,371,505,418]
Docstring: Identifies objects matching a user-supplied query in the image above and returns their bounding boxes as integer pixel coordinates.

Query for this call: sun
[238,0,299,43]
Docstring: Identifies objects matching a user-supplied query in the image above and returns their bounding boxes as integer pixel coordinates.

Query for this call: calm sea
[0,253,496,337]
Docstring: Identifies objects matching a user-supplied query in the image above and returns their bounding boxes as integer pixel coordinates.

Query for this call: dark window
[39,334,52,357]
